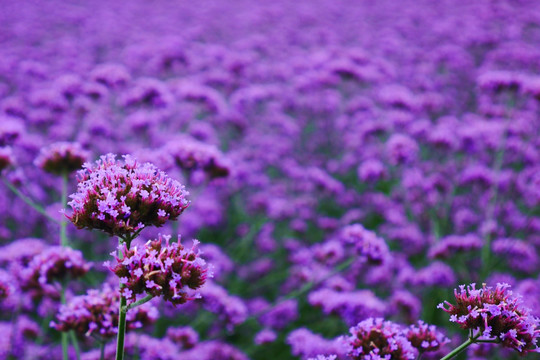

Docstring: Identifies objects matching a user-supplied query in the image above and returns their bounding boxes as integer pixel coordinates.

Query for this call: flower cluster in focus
[109,234,209,305]
[344,317,448,360]
[439,283,540,354]
[67,154,190,238]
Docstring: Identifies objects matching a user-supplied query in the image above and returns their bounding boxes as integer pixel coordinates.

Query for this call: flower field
[0,0,539,359]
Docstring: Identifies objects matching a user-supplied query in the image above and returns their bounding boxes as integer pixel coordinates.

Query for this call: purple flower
[386,134,419,165]
[52,284,158,339]
[0,146,15,174]
[67,154,189,238]
[340,224,389,264]
[439,283,540,354]
[308,288,385,326]
[34,142,90,175]
[344,318,416,360]
[166,326,199,349]
[21,246,91,300]
[287,328,346,360]
[109,235,208,305]
[165,136,230,179]
[254,328,277,345]
[404,320,449,354]
[428,234,483,259]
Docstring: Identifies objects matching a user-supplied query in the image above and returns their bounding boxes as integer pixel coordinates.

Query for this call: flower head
[67,154,189,238]
[439,283,540,354]
[52,284,158,339]
[345,318,416,360]
[34,142,90,175]
[0,146,15,174]
[404,320,449,354]
[165,136,230,179]
[109,234,208,305]
[21,246,91,299]
[340,224,389,264]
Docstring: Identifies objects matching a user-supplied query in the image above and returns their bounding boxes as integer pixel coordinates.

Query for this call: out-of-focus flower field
[0,0,539,359]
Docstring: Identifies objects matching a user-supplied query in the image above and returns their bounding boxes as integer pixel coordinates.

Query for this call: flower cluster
[34,142,90,175]
[404,320,449,354]
[0,146,15,174]
[0,269,14,302]
[165,137,230,179]
[344,318,417,360]
[109,235,209,305]
[52,284,158,339]
[340,224,389,264]
[439,283,540,354]
[67,154,190,238]
[21,246,91,298]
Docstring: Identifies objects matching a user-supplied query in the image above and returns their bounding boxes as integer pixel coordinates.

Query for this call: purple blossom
[34,142,90,175]
[109,235,209,305]
[439,283,540,354]
[344,318,417,360]
[67,154,189,238]
[52,284,158,339]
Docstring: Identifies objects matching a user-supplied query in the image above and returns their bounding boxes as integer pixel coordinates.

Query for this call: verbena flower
[166,326,199,349]
[340,224,389,264]
[67,154,189,239]
[345,318,416,360]
[34,142,90,175]
[438,283,540,354]
[0,146,15,174]
[21,246,91,299]
[52,284,158,339]
[404,320,449,354]
[109,234,209,305]
[165,136,230,179]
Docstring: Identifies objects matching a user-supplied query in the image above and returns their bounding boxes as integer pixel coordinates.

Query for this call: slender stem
[2,178,59,224]
[69,331,81,360]
[440,333,481,360]
[480,127,507,279]
[115,296,127,360]
[61,333,69,360]
[60,288,69,360]
[115,235,133,360]
[122,294,154,313]
[60,173,68,246]
[100,342,106,360]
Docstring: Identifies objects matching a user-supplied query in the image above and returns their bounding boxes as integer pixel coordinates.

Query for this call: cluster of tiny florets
[34,141,90,175]
[340,224,389,264]
[0,146,15,174]
[51,284,158,339]
[345,318,417,360]
[404,320,449,354]
[165,137,230,179]
[67,154,190,238]
[21,246,91,299]
[109,234,209,305]
[439,283,540,354]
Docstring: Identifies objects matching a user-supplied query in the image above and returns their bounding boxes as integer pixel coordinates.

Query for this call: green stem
[100,342,106,360]
[122,294,154,313]
[440,333,481,360]
[115,235,133,360]
[60,288,69,360]
[60,173,68,246]
[2,178,59,224]
[115,295,127,360]
[61,333,69,360]
[69,331,81,360]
